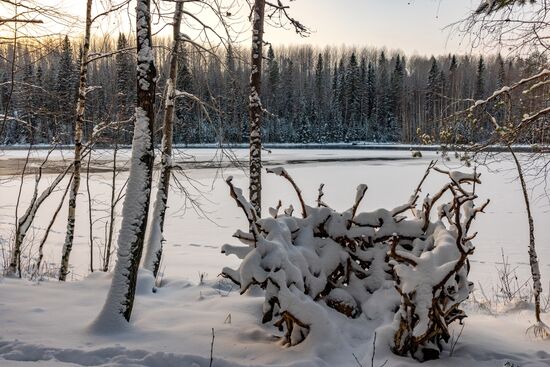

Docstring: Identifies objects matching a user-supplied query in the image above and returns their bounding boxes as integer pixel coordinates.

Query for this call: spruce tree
[496,53,506,88]
[115,33,135,143]
[337,58,346,123]
[35,64,47,143]
[56,35,75,143]
[314,53,326,142]
[330,62,341,142]
[281,58,296,142]
[344,52,361,140]
[224,45,240,142]
[389,55,404,141]
[21,53,35,143]
[425,56,442,139]
[359,56,367,139]
[474,56,486,101]
[376,51,389,141]
[366,61,376,140]
[175,44,195,144]
[265,45,280,141]
[448,55,458,99]
[266,45,280,97]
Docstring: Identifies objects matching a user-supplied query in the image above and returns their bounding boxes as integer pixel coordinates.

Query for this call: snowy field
[0,148,549,366]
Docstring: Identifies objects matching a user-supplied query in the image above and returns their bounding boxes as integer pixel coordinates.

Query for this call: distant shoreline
[0,143,546,153]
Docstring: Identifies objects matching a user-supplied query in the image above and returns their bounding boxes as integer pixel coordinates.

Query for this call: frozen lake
[1,148,549,296]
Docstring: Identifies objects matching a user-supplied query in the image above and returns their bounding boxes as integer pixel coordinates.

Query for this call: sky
[264,0,479,56]
[3,0,484,57]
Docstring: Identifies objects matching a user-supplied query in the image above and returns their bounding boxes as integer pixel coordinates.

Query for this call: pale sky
[4,0,484,57]
[264,0,480,56]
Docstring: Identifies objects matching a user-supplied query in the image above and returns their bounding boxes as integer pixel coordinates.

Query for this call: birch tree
[7,148,72,276]
[143,1,183,278]
[248,0,266,217]
[247,0,308,216]
[444,59,549,339]
[58,0,93,281]
[509,148,548,338]
[92,0,156,327]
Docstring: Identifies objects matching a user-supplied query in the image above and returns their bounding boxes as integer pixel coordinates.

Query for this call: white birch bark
[8,162,72,276]
[59,0,93,281]
[143,1,183,277]
[248,0,266,217]
[102,136,119,272]
[510,149,543,323]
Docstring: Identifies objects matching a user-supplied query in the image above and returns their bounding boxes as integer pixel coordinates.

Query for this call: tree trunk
[248,0,265,217]
[34,174,73,279]
[92,0,156,328]
[509,148,543,322]
[86,150,94,273]
[8,156,71,277]
[143,1,182,278]
[9,144,33,277]
[59,0,93,281]
[103,133,119,272]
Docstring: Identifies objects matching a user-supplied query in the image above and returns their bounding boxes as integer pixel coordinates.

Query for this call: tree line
[1,35,547,146]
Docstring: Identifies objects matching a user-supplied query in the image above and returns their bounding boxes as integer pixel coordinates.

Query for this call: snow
[136,0,154,91]
[1,148,549,366]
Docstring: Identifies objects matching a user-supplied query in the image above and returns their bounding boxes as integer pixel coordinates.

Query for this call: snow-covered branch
[221,164,487,359]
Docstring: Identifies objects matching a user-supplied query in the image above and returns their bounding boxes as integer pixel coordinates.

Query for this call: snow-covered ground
[0,148,549,366]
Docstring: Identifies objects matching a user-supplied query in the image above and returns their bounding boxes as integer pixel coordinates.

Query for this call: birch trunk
[248,0,266,217]
[143,1,183,278]
[34,174,73,279]
[92,0,156,328]
[9,145,33,277]
[510,148,543,322]
[58,0,93,281]
[103,135,119,272]
[8,157,72,276]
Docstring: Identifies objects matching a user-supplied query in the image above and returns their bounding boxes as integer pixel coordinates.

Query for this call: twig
[209,328,215,367]
[449,323,465,357]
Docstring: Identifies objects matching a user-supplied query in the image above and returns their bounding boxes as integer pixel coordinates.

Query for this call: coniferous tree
[389,55,405,141]
[281,58,297,142]
[425,56,442,139]
[365,61,376,140]
[174,44,195,144]
[376,51,389,141]
[448,55,458,102]
[35,64,47,143]
[474,56,488,139]
[337,58,346,125]
[265,45,280,140]
[329,61,341,141]
[115,33,135,144]
[359,56,367,139]
[496,53,506,88]
[344,52,360,140]
[314,53,326,142]
[56,35,75,143]
[0,42,535,146]
[21,52,35,143]
[474,56,486,101]
[224,45,240,142]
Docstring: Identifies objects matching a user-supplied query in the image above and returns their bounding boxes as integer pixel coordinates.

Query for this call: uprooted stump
[221,162,489,360]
